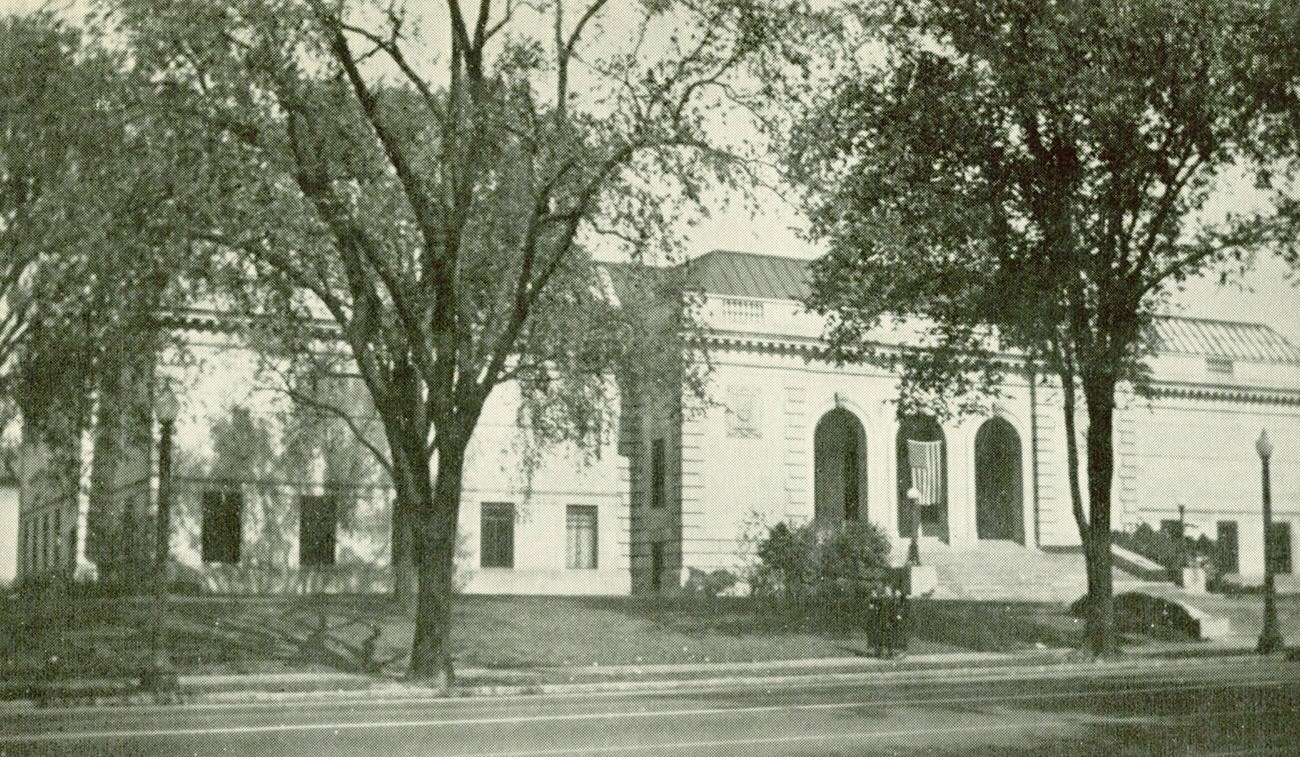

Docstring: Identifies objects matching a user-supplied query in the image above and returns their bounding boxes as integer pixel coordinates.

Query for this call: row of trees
[2,0,808,681]
[2,0,1295,674]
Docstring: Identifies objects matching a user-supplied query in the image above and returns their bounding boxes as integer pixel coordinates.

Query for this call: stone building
[14,250,1300,597]
[622,251,1300,597]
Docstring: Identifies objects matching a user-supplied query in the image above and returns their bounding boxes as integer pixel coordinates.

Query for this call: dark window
[1216,521,1239,574]
[202,490,243,564]
[650,542,665,591]
[299,495,338,567]
[480,503,514,568]
[566,506,598,569]
[650,439,666,509]
[1269,521,1292,575]
[1207,356,1233,375]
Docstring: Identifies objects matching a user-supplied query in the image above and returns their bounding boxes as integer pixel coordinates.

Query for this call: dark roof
[677,249,1300,365]
[683,250,812,301]
[1151,316,1300,364]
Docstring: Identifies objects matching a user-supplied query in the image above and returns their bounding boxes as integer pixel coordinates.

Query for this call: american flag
[908,440,943,506]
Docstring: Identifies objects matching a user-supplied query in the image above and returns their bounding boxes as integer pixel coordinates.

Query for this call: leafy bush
[1071,591,1201,640]
[683,567,739,597]
[753,518,891,604]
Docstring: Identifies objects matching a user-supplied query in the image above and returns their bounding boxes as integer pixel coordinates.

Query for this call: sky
[4,0,1295,346]
[680,184,1300,347]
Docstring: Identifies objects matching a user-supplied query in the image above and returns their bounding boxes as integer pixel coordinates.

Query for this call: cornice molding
[1146,383,1300,407]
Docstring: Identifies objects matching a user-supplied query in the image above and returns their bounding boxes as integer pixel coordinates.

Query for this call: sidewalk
[2,635,1288,710]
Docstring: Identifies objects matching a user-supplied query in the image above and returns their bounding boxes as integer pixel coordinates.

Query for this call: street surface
[1,658,1298,756]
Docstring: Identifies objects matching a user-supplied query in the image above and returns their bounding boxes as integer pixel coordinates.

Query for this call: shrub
[1070,591,1200,640]
[753,518,891,604]
[683,567,739,597]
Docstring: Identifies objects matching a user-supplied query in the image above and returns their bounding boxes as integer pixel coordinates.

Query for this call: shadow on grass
[1,591,411,681]
[548,594,1081,651]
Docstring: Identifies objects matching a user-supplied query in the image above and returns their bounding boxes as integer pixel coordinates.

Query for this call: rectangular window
[201,490,243,564]
[1216,521,1239,574]
[1206,356,1234,376]
[566,506,598,569]
[650,438,666,509]
[299,495,338,567]
[1269,521,1292,575]
[650,541,665,591]
[480,502,514,568]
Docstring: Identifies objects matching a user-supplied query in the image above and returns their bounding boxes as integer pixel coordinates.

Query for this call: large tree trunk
[1081,371,1118,657]
[408,441,466,686]
[391,496,417,611]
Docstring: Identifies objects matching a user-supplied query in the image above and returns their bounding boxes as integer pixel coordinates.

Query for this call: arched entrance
[975,417,1024,542]
[814,409,866,521]
[896,414,947,541]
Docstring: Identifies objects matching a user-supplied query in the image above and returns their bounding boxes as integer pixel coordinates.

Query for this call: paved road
[2,659,1298,756]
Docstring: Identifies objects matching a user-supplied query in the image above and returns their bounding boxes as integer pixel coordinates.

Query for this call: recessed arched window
[975,417,1024,543]
[814,408,867,521]
[896,414,947,540]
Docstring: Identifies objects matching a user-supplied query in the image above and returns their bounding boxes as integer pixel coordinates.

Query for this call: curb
[2,642,1285,711]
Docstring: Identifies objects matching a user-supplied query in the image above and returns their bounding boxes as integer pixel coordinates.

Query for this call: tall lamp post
[1256,430,1283,654]
[907,487,921,566]
[146,384,180,695]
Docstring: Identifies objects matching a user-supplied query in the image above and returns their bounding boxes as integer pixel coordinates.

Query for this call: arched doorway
[896,414,947,541]
[814,409,867,521]
[975,417,1024,543]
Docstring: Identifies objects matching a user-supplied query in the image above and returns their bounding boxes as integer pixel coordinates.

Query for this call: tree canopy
[787,0,1299,654]
[109,0,814,679]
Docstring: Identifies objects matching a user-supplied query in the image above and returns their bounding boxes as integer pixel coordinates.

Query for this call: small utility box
[1180,566,1207,594]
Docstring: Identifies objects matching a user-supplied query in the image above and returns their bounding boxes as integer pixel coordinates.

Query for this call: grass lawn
[0,591,1123,681]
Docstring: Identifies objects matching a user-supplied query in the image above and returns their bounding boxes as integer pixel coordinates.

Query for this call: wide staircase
[900,540,1176,603]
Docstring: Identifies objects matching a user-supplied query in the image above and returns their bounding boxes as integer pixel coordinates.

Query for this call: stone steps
[897,541,1177,603]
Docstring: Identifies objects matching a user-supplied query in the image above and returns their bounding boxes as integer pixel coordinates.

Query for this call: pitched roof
[683,250,812,301]
[679,249,1300,365]
[1151,316,1300,364]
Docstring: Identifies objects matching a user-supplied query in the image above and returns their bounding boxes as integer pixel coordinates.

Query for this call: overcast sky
[681,183,1300,347]
[6,0,1295,345]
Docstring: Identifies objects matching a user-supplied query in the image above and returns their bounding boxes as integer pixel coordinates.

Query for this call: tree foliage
[109,0,815,680]
[786,0,1298,655]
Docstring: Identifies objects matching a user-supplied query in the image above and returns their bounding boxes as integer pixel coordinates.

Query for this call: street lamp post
[145,384,180,696]
[907,487,921,566]
[1256,430,1283,654]
[1176,497,1188,569]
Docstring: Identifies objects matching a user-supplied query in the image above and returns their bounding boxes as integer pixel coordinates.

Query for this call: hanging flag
[908,439,944,506]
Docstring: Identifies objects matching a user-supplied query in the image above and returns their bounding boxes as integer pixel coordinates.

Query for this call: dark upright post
[1256,430,1282,654]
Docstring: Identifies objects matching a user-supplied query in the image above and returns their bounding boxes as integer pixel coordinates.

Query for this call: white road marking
[0,679,1290,744]
[5,657,1286,718]
[471,712,1238,757]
